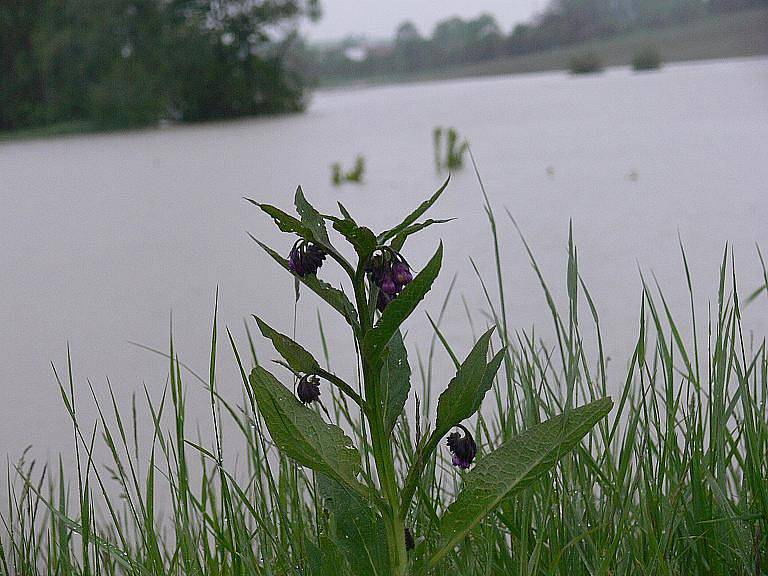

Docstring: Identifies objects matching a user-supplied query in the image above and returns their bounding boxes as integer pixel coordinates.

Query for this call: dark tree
[0,0,321,131]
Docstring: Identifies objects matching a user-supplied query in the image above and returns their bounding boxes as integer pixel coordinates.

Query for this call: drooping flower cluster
[365,249,413,311]
[288,240,326,277]
[296,374,321,404]
[404,527,415,551]
[447,426,477,470]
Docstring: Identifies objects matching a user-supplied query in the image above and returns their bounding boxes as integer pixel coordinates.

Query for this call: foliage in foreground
[245,181,609,575]
[1,177,767,575]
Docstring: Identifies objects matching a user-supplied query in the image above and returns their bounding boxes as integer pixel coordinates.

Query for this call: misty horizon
[304,0,542,41]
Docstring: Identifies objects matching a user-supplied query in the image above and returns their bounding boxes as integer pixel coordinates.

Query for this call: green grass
[320,7,768,88]
[2,172,767,575]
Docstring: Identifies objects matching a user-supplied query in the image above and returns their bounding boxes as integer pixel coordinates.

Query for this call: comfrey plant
[246,180,612,575]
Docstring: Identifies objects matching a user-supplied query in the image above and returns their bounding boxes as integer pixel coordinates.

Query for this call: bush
[568,52,603,74]
[632,46,663,71]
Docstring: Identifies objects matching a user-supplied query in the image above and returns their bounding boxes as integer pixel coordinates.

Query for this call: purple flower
[288,240,326,277]
[404,527,414,551]
[297,374,321,404]
[447,426,477,470]
[380,275,398,296]
[364,253,386,284]
[392,261,413,287]
[366,248,413,311]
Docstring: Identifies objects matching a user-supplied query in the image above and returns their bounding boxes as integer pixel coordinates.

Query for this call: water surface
[1,58,767,462]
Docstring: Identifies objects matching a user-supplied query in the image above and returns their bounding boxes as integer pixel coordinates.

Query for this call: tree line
[0,0,319,132]
[307,0,766,80]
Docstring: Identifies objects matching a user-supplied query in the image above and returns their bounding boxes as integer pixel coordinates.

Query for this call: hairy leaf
[249,366,363,492]
[317,474,390,576]
[336,201,355,223]
[295,186,331,247]
[363,244,443,367]
[430,397,613,568]
[253,315,319,374]
[333,218,377,263]
[247,200,313,239]
[380,330,411,432]
[434,328,502,434]
[305,537,345,576]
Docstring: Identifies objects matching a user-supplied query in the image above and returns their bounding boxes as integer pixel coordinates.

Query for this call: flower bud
[297,374,321,404]
[392,261,412,288]
[366,248,413,311]
[404,527,415,551]
[288,241,326,277]
[447,427,477,469]
[380,274,398,296]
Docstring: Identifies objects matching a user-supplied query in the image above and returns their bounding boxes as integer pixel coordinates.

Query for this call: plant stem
[354,273,409,575]
[373,415,408,574]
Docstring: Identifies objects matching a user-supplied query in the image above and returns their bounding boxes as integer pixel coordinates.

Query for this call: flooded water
[1,57,767,463]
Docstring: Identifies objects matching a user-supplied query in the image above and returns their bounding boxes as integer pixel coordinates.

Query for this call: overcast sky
[306,0,544,41]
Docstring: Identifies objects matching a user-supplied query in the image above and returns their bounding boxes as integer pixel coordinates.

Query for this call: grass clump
[1,170,767,575]
[568,52,604,74]
[632,46,663,70]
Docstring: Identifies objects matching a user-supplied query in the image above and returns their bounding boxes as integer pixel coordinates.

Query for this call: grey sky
[306,0,544,41]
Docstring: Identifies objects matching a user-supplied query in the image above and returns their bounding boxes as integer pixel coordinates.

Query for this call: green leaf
[336,201,355,222]
[434,328,502,434]
[317,474,391,576]
[430,397,613,568]
[247,199,313,239]
[295,186,331,247]
[333,218,378,263]
[253,315,319,374]
[253,238,359,331]
[378,176,450,243]
[380,330,411,432]
[248,366,364,493]
[305,537,345,576]
[363,244,443,367]
[391,218,455,252]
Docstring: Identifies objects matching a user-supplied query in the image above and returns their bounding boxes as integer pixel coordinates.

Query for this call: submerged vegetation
[331,155,366,185]
[1,173,767,575]
[433,127,469,172]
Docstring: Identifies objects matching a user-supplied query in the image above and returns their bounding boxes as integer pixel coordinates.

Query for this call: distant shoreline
[3,8,766,144]
[315,7,768,90]
[315,54,768,97]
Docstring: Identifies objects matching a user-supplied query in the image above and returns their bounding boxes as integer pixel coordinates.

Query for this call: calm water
[1,58,767,463]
